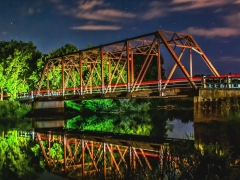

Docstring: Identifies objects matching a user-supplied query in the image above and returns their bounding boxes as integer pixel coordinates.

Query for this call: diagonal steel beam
[158,30,198,90]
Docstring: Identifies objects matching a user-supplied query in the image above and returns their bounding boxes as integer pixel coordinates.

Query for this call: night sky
[1,0,240,75]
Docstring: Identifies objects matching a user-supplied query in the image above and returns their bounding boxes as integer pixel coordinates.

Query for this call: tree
[0,62,6,100]
[0,40,41,99]
[134,48,165,81]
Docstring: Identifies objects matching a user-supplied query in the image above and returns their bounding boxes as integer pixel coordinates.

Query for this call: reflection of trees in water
[66,109,193,138]
[66,113,155,136]
[0,132,44,179]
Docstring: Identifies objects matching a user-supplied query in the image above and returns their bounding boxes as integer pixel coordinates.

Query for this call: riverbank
[0,101,32,130]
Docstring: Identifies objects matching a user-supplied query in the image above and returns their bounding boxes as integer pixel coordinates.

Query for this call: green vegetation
[66,111,179,137]
[0,40,79,100]
[0,101,32,131]
[165,141,240,180]
[0,41,42,100]
[0,131,44,180]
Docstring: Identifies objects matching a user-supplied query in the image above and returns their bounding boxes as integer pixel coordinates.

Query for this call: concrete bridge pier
[32,100,64,114]
[194,88,240,123]
[193,96,226,123]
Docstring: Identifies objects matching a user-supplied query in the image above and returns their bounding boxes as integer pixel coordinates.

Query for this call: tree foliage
[0,40,41,99]
[0,132,44,179]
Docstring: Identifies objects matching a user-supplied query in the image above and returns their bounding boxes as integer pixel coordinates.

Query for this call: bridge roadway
[20,77,203,101]
[15,74,240,101]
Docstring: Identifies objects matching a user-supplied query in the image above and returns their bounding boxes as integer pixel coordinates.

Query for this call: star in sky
[0,0,240,75]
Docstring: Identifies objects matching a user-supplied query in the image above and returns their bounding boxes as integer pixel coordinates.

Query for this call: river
[1,99,240,179]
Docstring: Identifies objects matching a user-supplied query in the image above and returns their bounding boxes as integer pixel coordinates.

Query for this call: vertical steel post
[101,47,105,94]
[48,131,51,158]
[157,43,162,93]
[129,146,132,173]
[110,144,113,171]
[108,59,112,92]
[130,50,134,86]
[82,139,85,179]
[91,141,94,159]
[190,48,193,78]
[103,142,107,180]
[90,64,92,94]
[64,134,67,174]
[79,53,83,95]
[126,40,131,93]
[133,148,136,175]
[62,57,65,96]
[47,71,50,96]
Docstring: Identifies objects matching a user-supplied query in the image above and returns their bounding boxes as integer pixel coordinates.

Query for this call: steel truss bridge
[36,130,194,180]
[35,30,222,100]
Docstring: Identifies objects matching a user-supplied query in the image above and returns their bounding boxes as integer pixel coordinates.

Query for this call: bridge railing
[202,75,240,88]
[34,79,202,97]
[10,78,203,100]
[12,76,240,100]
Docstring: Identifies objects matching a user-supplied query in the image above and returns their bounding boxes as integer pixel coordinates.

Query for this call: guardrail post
[202,76,206,88]
[31,91,34,99]
[227,76,231,88]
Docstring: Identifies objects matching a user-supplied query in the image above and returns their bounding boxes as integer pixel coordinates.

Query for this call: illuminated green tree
[0,62,6,100]
[0,40,41,99]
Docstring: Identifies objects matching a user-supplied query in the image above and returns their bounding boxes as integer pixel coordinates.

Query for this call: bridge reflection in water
[36,130,192,180]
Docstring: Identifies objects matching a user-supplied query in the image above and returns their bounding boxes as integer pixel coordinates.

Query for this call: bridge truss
[37,130,194,180]
[37,30,219,98]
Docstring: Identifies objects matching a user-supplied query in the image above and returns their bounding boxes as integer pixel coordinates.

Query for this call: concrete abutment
[194,89,240,123]
[32,100,65,114]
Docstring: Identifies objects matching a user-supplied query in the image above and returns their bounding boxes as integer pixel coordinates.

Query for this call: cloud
[213,8,223,13]
[142,1,166,20]
[225,13,240,28]
[28,7,34,15]
[220,56,240,62]
[143,0,239,19]
[71,0,136,22]
[184,12,240,38]
[1,32,7,35]
[170,0,229,11]
[77,0,105,10]
[234,0,240,4]
[49,0,135,31]
[71,25,121,30]
[51,0,135,22]
[49,0,61,3]
[74,9,136,22]
[184,27,240,38]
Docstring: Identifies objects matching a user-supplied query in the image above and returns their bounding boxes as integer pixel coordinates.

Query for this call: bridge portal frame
[37,30,219,97]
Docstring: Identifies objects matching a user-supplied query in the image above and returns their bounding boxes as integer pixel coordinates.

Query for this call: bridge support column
[32,100,64,114]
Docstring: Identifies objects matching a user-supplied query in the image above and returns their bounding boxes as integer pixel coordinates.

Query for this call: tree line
[0,40,78,100]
